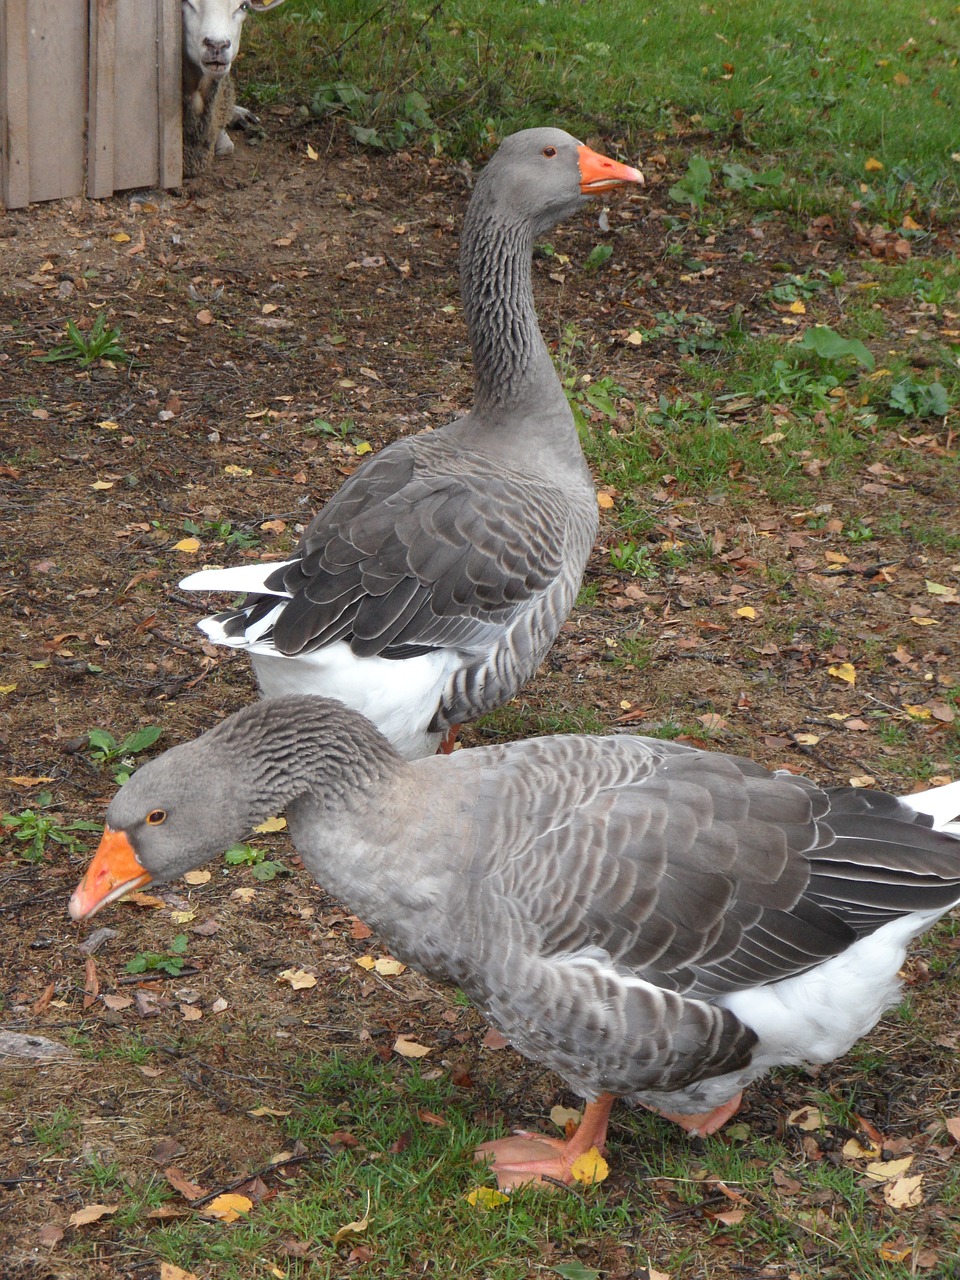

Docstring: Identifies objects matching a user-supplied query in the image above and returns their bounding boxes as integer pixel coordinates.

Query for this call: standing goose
[71,696,960,1190]
[180,129,643,758]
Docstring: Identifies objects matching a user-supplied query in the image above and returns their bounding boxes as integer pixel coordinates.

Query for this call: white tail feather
[180,560,296,597]
[899,778,960,835]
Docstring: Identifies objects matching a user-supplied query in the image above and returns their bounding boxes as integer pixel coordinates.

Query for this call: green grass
[242,0,960,213]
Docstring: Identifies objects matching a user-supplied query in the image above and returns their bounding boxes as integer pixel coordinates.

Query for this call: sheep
[181,0,289,178]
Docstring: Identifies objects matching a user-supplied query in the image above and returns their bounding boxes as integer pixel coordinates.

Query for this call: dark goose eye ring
[542,146,557,158]
[146,809,167,826]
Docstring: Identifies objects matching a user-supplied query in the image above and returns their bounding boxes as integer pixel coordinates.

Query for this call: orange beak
[69,827,152,921]
[578,144,644,193]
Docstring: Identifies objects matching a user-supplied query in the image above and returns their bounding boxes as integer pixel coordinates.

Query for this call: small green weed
[887,376,951,418]
[1,793,100,864]
[125,934,189,977]
[32,1105,80,1153]
[669,155,712,210]
[310,80,433,150]
[182,516,260,551]
[609,541,657,578]
[583,243,613,272]
[38,314,128,367]
[86,725,162,784]
[224,841,288,881]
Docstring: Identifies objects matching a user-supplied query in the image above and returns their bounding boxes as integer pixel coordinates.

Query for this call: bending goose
[70,696,960,1190]
[179,128,643,758]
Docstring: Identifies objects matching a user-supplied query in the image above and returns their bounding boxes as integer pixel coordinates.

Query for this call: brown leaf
[944,1117,960,1143]
[481,1027,509,1050]
[349,917,373,940]
[159,1265,199,1280]
[82,957,99,1009]
[32,981,55,1015]
[393,1035,431,1058]
[163,1165,208,1201]
[152,1137,185,1165]
[69,1203,119,1227]
[37,1224,64,1248]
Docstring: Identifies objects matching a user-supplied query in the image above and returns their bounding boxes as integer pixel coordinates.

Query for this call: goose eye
[542,146,557,158]
[145,809,166,826]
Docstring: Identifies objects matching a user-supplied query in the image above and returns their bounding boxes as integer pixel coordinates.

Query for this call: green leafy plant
[796,324,875,370]
[583,244,613,271]
[721,161,785,192]
[182,516,259,551]
[609,541,657,578]
[310,81,433,151]
[87,725,162,784]
[888,376,951,418]
[668,156,712,210]
[38,313,128,367]
[125,935,189,977]
[1,793,100,864]
[224,841,288,881]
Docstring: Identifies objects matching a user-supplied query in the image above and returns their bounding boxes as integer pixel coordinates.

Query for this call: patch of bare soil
[1,116,958,1277]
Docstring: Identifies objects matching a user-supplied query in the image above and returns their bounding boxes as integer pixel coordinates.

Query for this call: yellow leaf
[170,910,196,925]
[223,465,253,477]
[550,1105,583,1130]
[261,303,278,315]
[277,969,317,990]
[231,886,256,903]
[91,480,114,490]
[625,330,643,345]
[878,1245,911,1263]
[0,683,18,695]
[160,1264,200,1280]
[69,1203,119,1227]
[248,1106,291,1118]
[760,431,785,444]
[892,72,911,87]
[332,1192,370,1243]
[842,1136,880,1159]
[204,1193,252,1222]
[182,870,211,885]
[173,537,201,553]
[355,441,373,456]
[925,580,954,595]
[570,1147,609,1185]
[827,662,856,685]
[864,157,884,172]
[794,733,820,745]
[849,774,876,788]
[864,1155,913,1182]
[355,955,377,970]
[883,1173,923,1208]
[394,1035,431,1058]
[97,419,120,430]
[788,300,806,314]
[253,816,287,833]
[911,616,939,626]
[465,1186,509,1210]
[374,956,406,976]
[736,606,756,620]
[901,215,922,231]
[7,774,54,785]
[306,143,319,161]
[112,232,131,243]
[787,1105,823,1131]
[903,704,932,719]
[597,491,615,509]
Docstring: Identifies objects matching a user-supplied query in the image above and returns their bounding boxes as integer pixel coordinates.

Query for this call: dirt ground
[1,114,959,1278]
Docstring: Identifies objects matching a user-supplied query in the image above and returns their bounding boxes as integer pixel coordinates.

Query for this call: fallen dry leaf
[163,1166,207,1201]
[394,1035,431,1058]
[570,1147,609,1186]
[253,815,287,833]
[160,1265,199,1280]
[827,662,857,685]
[864,1154,914,1183]
[374,956,405,976]
[173,537,201,553]
[204,1193,253,1223]
[182,870,211,886]
[277,968,317,990]
[465,1186,509,1210]
[332,1193,370,1243]
[883,1173,923,1208]
[37,1224,64,1248]
[788,1105,823,1131]
[550,1105,583,1130]
[69,1203,118,1227]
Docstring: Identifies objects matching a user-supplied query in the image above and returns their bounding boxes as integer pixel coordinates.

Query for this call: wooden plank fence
[0,0,181,209]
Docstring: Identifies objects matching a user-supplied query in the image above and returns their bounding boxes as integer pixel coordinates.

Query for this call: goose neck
[460,205,557,415]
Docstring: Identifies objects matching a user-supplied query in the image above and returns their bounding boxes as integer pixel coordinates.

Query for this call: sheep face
[181,0,250,81]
